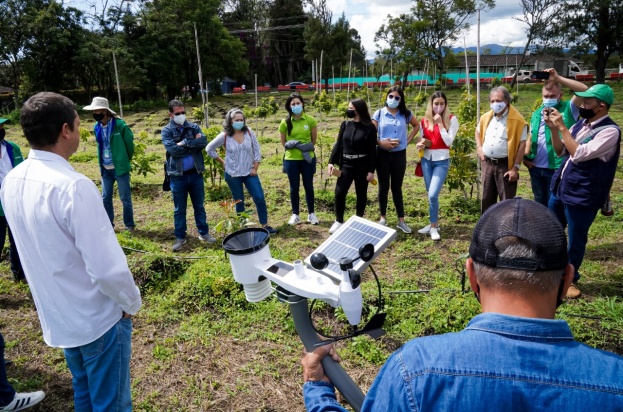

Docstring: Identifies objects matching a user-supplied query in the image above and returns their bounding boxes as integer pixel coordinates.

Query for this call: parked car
[286,82,314,90]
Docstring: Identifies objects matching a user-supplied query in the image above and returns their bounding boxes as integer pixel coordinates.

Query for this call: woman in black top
[327,98,377,234]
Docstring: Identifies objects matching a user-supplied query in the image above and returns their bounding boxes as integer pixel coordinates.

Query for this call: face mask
[232,121,245,130]
[93,113,105,122]
[386,98,399,109]
[0,129,5,141]
[433,105,445,115]
[543,98,558,108]
[346,109,356,118]
[291,105,303,115]
[579,106,597,119]
[490,102,506,114]
[173,114,186,125]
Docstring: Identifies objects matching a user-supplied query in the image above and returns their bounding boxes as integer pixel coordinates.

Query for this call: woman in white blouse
[206,108,277,234]
[415,91,459,241]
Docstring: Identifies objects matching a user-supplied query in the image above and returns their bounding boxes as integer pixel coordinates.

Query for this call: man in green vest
[0,118,25,282]
[524,68,587,206]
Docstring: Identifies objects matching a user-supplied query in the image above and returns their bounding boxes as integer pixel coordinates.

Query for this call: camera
[531,71,550,80]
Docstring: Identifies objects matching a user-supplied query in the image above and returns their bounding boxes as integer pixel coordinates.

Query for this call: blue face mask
[232,121,245,130]
[291,105,303,115]
[386,98,399,109]
[543,98,558,108]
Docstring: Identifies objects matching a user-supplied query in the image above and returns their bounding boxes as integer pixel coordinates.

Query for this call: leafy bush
[70,152,97,163]
[413,91,429,107]
[447,91,479,198]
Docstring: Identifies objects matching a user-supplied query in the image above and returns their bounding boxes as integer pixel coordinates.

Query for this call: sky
[327,0,528,58]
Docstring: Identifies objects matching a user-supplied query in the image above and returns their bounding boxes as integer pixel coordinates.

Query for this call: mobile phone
[331,168,342,177]
[531,71,550,80]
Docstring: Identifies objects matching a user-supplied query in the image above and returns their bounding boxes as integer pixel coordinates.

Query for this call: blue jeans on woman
[283,159,315,215]
[169,171,209,240]
[224,173,268,225]
[421,157,450,224]
[0,332,16,407]
[101,168,135,229]
[548,194,598,283]
[63,318,133,412]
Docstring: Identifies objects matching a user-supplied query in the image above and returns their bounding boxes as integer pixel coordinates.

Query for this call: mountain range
[452,44,526,54]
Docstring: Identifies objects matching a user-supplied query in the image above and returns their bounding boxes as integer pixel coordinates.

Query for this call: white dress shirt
[479,110,528,158]
[0,150,141,348]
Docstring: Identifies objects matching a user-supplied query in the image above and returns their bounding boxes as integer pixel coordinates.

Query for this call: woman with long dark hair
[279,94,319,225]
[327,98,377,233]
[415,91,458,241]
[206,108,277,234]
[372,86,420,233]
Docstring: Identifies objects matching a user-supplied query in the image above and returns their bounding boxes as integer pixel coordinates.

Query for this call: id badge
[104,148,111,159]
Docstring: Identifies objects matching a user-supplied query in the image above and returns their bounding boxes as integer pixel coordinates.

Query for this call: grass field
[1,83,622,411]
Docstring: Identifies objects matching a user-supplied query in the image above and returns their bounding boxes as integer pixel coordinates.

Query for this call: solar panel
[304,216,397,281]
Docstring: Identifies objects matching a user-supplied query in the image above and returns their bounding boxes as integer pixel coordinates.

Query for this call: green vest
[0,140,24,216]
[526,100,576,169]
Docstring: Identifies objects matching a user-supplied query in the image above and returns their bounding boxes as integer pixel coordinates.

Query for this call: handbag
[414,162,423,177]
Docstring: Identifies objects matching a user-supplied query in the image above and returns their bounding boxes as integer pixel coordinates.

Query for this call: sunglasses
[173,111,185,116]
[387,95,401,101]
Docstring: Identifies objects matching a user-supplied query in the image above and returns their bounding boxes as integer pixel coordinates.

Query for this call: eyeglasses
[387,94,401,101]
[173,111,185,116]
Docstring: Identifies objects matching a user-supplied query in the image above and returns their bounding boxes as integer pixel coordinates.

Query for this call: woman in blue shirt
[372,86,420,233]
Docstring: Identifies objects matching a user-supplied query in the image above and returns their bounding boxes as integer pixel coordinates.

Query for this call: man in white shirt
[475,86,528,213]
[0,92,142,412]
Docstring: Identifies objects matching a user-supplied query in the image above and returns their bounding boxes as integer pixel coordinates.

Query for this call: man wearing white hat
[83,97,136,232]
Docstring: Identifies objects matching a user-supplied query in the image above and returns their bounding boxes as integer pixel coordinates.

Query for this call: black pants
[377,149,406,218]
[334,160,369,223]
[0,216,24,281]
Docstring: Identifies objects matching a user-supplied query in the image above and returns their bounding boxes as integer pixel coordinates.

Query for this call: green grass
[1,84,622,411]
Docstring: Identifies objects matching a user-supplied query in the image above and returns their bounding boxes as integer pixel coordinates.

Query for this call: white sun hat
[83,97,117,115]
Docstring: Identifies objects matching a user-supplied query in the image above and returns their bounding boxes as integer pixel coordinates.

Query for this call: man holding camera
[545,84,620,299]
[524,69,587,207]
[301,198,623,410]
[475,86,528,213]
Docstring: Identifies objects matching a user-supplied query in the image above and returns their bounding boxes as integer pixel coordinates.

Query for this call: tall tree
[265,0,307,85]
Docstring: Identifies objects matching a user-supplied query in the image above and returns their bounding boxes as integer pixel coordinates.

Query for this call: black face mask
[0,129,5,141]
[93,113,105,122]
[346,109,356,118]
[579,106,597,119]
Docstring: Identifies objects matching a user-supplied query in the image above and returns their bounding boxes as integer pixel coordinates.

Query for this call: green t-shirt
[279,113,318,160]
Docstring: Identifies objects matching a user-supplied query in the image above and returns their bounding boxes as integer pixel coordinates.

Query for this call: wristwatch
[514,163,521,170]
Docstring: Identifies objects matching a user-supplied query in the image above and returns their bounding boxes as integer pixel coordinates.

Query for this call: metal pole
[319,50,323,97]
[255,73,258,109]
[464,38,470,96]
[347,49,353,100]
[476,9,481,122]
[194,23,207,128]
[112,51,123,118]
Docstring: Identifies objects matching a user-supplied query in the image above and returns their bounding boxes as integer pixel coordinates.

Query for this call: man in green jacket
[0,118,25,281]
[84,97,136,231]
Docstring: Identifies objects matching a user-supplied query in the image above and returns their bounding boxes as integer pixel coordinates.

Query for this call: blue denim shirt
[303,313,623,411]
[161,120,208,176]
[372,107,413,152]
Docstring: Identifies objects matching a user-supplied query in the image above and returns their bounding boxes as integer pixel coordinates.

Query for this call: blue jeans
[421,157,450,224]
[224,173,268,225]
[0,216,24,281]
[528,166,555,207]
[63,318,133,412]
[283,160,315,215]
[169,171,209,239]
[548,194,598,282]
[101,168,135,229]
[0,332,16,407]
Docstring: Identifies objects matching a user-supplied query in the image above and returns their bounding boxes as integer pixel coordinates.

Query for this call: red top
[421,115,454,150]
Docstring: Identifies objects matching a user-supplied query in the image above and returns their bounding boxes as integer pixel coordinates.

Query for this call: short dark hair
[168,99,184,113]
[20,92,77,148]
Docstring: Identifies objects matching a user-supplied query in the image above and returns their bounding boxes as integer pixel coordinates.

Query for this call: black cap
[469,198,568,271]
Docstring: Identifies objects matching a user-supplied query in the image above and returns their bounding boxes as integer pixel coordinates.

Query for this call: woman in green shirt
[279,94,319,225]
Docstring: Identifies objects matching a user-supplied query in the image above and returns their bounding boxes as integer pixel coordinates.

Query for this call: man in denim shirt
[162,100,215,251]
[302,198,623,411]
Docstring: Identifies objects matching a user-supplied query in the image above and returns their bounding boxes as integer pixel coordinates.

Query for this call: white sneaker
[329,221,342,234]
[288,214,300,225]
[397,221,412,234]
[379,217,387,226]
[308,213,320,225]
[418,224,431,234]
[430,227,441,241]
[0,391,45,411]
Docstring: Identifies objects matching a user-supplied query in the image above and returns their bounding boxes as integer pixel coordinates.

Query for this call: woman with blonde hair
[415,91,459,241]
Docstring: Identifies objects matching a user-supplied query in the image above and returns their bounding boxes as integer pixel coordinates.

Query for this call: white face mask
[433,105,445,115]
[490,102,507,114]
[386,98,399,109]
[173,114,186,125]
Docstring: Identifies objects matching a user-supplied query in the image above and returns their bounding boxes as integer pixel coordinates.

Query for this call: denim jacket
[304,313,623,411]
[161,119,207,176]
